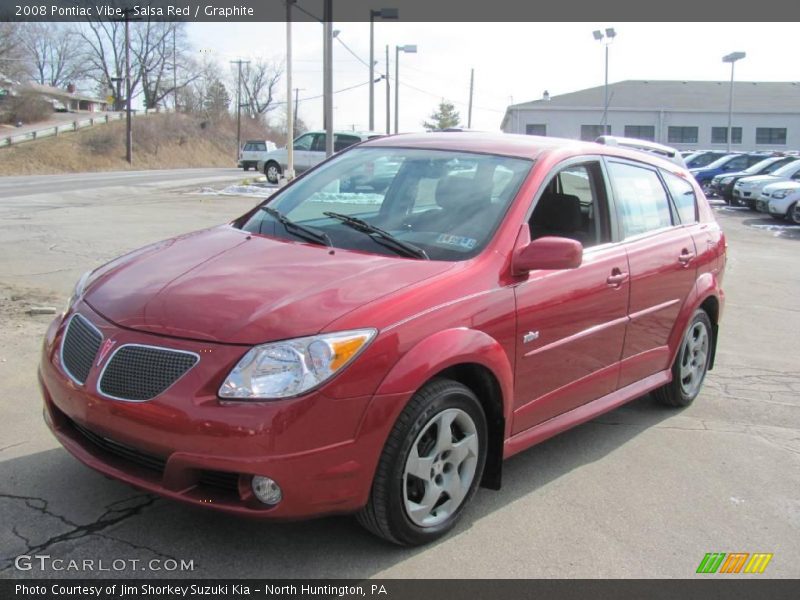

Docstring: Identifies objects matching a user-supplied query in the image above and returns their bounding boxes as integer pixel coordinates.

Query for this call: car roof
[360,131,690,171]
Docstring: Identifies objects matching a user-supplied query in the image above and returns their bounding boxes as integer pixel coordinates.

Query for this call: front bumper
[39,307,409,519]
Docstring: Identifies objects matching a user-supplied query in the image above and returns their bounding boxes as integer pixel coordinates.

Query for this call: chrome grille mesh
[98,345,198,401]
[61,314,102,384]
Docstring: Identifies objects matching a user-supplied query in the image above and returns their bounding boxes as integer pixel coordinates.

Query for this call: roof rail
[594,135,687,168]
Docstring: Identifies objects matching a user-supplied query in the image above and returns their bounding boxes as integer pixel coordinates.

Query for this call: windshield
[702,154,740,170]
[687,152,724,168]
[772,159,800,177]
[741,157,779,175]
[240,147,532,261]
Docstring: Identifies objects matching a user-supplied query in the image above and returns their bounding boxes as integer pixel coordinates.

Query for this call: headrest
[435,175,491,210]
[533,192,583,232]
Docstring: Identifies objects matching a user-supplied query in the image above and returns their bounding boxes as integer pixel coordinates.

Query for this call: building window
[756,128,787,145]
[580,124,611,141]
[526,124,546,136]
[623,125,655,141]
[711,127,742,144]
[667,126,698,144]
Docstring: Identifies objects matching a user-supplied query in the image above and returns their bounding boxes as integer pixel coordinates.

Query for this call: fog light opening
[251,475,282,506]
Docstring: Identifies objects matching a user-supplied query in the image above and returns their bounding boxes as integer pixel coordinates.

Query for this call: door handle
[606,270,628,287]
[678,249,696,265]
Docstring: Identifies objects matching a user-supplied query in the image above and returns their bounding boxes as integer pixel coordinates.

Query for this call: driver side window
[293,134,315,151]
[529,162,609,248]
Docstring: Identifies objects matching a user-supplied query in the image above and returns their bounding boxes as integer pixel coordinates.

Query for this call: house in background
[501,80,800,151]
[10,81,109,112]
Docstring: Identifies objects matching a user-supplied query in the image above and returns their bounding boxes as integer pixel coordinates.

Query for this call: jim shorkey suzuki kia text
[40,132,725,545]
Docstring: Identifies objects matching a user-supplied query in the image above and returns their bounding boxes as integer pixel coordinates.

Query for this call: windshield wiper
[260,206,332,247]
[323,211,429,260]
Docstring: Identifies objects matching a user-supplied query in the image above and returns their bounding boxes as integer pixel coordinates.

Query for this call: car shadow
[2,393,680,579]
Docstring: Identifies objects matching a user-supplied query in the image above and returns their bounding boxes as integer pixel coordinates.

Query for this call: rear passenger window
[608,161,673,238]
[335,135,361,152]
[662,171,697,223]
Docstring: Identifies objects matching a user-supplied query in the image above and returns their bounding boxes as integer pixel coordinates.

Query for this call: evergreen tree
[422,100,461,130]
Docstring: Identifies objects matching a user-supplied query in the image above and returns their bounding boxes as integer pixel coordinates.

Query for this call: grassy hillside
[0,113,279,176]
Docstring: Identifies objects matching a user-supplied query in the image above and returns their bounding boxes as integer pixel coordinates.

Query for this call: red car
[39,133,726,546]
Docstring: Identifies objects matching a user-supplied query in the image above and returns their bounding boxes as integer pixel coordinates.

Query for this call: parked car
[683,150,730,169]
[691,153,768,196]
[40,132,725,546]
[257,130,383,183]
[709,156,798,203]
[733,159,800,209]
[237,139,278,171]
[754,181,800,223]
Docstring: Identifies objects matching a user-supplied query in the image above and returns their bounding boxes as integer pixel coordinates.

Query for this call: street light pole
[286,0,295,180]
[723,51,746,153]
[323,0,333,157]
[593,27,616,134]
[230,59,250,163]
[385,44,390,135]
[394,44,416,134]
[369,8,398,132]
[124,14,132,164]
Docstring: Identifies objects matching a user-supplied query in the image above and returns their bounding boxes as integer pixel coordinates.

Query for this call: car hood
[84,226,454,345]
[762,180,800,193]
[714,170,751,180]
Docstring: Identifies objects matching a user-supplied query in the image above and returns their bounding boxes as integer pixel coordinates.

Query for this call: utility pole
[172,26,177,111]
[123,10,132,164]
[385,45,390,135]
[294,87,305,131]
[286,1,294,180]
[230,59,250,163]
[467,68,474,128]
[323,0,333,157]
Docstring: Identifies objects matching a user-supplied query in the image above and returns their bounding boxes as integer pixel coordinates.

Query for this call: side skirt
[503,370,671,459]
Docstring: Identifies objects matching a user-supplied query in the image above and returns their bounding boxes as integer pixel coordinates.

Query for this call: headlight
[219,329,377,400]
[64,270,93,314]
[769,189,793,199]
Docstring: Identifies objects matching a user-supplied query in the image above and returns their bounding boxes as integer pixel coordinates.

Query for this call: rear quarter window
[662,171,698,224]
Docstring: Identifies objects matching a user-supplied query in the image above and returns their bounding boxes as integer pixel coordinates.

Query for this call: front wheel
[789,202,800,225]
[652,309,713,408]
[264,161,281,184]
[357,378,487,546]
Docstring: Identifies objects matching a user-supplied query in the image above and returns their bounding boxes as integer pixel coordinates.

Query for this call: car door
[605,159,699,388]
[291,133,318,172]
[512,158,630,434]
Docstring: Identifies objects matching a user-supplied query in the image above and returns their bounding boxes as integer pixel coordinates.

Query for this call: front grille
[61,314,103,384]
[69,418,239,492]
[98,345,198,401]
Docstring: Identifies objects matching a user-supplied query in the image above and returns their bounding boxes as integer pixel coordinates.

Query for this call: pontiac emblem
[96,339,117,366]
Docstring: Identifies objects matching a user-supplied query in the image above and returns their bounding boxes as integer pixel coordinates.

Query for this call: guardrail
[0,108,173,148]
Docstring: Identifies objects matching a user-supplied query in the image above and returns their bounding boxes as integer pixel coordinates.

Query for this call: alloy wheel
[679,321,710,397]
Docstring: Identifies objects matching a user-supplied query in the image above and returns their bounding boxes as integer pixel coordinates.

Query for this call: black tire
[789,202,800,225]
[356,378,487,546]
[264,161,281,184]
[653,309,713,408]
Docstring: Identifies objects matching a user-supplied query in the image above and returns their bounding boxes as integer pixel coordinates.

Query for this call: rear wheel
[653,309,713,408]
[357,378,487,546]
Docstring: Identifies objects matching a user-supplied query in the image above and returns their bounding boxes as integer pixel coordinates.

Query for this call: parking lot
[0,170,798,579]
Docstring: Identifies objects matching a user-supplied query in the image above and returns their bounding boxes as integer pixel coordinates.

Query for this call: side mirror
[512,236,583,275]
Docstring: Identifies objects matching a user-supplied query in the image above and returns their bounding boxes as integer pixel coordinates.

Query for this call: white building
[501,80,800,151]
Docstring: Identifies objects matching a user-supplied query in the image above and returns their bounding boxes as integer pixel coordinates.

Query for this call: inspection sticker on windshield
[436,234,477,250]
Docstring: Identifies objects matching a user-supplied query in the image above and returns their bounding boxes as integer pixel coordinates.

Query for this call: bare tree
[134,21,198,109]
[178,55,224,117]
[77,20,132,110]
[18,23,88,88]
[0,23,26,81]
[240,58,283,118]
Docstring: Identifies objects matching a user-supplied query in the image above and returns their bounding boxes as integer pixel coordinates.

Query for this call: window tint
[293,134,315,151]
[334,134,361,152]
[662,171,697,224]
[529,163,608,248]
[608,161,673,238]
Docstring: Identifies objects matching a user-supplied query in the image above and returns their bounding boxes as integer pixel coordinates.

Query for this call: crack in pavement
[0,441,27,452]
[0,493,159,569]
[95,532,180,562]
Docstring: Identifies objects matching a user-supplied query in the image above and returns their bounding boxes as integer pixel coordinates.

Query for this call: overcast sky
[187,22,798,135]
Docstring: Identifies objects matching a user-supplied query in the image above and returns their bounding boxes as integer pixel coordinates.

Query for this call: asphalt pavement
[0,172,797,579]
